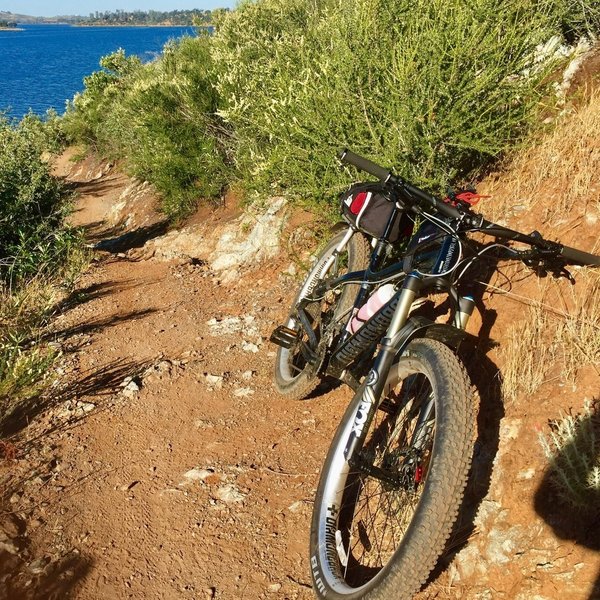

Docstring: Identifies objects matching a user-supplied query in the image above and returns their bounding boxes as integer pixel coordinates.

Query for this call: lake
[0,24,197,120]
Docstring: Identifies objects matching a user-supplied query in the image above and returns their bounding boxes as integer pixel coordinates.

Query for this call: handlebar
[339,148,462,221]
[338,148,600,267]
[559,244,600,266]
[338,149,392,182]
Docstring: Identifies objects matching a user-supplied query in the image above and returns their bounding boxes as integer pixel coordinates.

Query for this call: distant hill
[0,12,46,24]
[0,9,223,26]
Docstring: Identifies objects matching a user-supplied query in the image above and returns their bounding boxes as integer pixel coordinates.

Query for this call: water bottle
[347,283,396,334]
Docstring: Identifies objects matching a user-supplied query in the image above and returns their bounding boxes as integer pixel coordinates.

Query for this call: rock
[0,515,21,538]
[207,316,255,336]
[205,374,224,389]
[0,541,18,555]
[233,388,254,398]
[210,197,287,276]
[268,583,282,593]
[516,467,536,480]
[282,263,297,277]
[122,380,141,398]
[216,484,245,504]
[241,341,259,353]
[287,501,304,513]
[499,418,522,441]
[27,556,51,575]
[143,224,212,262]
[474,500,504,529]
[183,468,214,481]
[484,525,526,566]
[76,401,96,413]
[241,370,255,381]
[55,403,75,420]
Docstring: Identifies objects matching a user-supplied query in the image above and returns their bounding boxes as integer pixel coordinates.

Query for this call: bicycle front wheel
[309,339,476,600]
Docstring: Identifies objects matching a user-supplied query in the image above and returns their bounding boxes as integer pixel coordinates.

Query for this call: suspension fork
[343,272,423,462]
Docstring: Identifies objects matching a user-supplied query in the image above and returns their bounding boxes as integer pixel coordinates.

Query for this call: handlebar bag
[340,182,411,243]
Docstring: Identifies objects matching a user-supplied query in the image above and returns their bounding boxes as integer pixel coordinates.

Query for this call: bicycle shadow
[534,401,600,599]
[0,519,93,600]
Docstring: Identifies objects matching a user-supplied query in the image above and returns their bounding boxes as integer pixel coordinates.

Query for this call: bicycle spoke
[332,371,435,585]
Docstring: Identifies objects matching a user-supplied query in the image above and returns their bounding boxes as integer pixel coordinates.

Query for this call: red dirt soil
[0,146,598,600]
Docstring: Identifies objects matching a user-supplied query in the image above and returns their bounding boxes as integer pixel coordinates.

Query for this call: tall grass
[502,270,600,402]
[484,86,600,222]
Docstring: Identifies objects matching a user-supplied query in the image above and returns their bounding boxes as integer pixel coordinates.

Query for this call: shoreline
[75,23,203,28]
[9,22,201,28]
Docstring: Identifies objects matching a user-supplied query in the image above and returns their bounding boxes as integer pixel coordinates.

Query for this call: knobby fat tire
[274,230,371,400]
[309,339,476,599]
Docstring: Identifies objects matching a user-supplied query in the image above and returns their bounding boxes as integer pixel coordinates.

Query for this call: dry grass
[484,87,600,224]
[501,270,600,401]
[0,246,89,418]
[484,87,600,402]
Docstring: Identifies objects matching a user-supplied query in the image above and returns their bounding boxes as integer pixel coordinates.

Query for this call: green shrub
[62,49,143,148]
[62,1,599,218]
[63,38,231,219]
[212,0,600,212]
[0,114,78,283]
[0,115,86,423]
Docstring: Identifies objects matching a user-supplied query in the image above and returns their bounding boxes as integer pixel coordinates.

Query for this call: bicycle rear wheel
[274,229,370,400]
[309,339,475,599]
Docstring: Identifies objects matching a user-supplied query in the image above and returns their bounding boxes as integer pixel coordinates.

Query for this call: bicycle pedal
[269,325,299,349]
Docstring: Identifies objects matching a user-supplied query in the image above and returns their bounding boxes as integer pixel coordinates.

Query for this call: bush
[62,49,143,148]
[0,115,85,424]
[63,38,231,219]
[0,114,79,283]
[212,0,600,211]
[539,401,600,513]
[63,1,599,218]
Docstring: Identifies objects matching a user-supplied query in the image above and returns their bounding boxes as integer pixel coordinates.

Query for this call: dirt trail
[1,160,357,600]
[2,152,599,600]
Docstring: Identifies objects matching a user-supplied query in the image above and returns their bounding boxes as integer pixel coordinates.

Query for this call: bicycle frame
[295,225,475,374]
[291,224,479,471]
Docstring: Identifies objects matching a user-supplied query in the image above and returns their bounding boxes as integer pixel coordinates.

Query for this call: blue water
[0,24,196,120]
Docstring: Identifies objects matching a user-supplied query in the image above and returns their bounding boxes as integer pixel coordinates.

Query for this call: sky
[3,1,236,17]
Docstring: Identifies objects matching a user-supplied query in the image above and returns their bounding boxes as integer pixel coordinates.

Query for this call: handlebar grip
[402,181,462,220]
[560,245,600,266]
[338,149,391,182]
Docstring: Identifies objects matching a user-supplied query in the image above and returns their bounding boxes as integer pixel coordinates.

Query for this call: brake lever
[522,250,576,284]
[552,264,576,284]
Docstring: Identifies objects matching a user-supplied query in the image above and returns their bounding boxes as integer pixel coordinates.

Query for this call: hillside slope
[0,94,599,599]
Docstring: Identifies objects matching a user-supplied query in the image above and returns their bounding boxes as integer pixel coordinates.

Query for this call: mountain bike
[270,149,600,600]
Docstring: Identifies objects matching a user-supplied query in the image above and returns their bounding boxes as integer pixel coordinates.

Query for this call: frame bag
[341,183,409,243]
